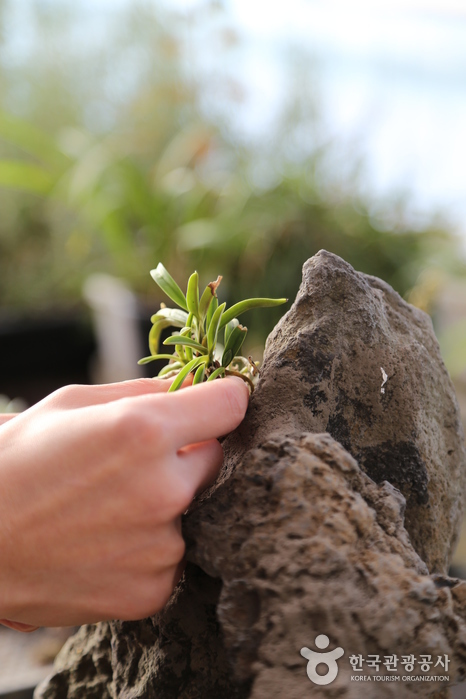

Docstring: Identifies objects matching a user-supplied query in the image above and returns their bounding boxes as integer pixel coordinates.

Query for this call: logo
[300,634,344,686]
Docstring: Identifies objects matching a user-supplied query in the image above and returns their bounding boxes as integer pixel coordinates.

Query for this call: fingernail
[225,375,250,394]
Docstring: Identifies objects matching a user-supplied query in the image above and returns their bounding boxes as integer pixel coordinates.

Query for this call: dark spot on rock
[247,474,267,486]
[95,655,112,679]
[433,575,460,589]
[75,654,98,680]
[245,473,273,492]
[126,646,143,687]
[326,412,352,453]
[226,582,261,628]
[325,406,429,508]
[275,357,294,369]
[357,440,429,506]
[345,394,375,427]
[332,388,376,429]
[303,387,328,413]
[39,672,70,699]
[296,331,334,385]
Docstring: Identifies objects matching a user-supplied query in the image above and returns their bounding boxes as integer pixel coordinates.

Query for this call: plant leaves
[149,318,172,356]
[150,308,189,326]
[138,353,177,364]
[186,271,199,318]
[199,275,222,321]
[199,285,213,322]
[180,325,193,361]
[219,297,287,329]
[150,263,188,311]
[168,355,208,392]
[224,318,239,346]
[222,323,247,366]
[207,302,226,354]
[207,366,226,381]
[163,335,207,353]
[158,361,183,377]
[148,305,189,357]
[192,363,206,385]
[206,295,218,335]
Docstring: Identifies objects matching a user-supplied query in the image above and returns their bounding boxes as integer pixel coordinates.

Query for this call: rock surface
[36,251,466,699]
[231,250,465,574]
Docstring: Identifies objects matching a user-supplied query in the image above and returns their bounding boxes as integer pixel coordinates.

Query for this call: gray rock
[36,622,113,698]
[230,250,466,574]
[36,251,466,699]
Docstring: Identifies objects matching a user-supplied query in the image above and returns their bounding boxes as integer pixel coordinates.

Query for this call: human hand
[0,376,248,629]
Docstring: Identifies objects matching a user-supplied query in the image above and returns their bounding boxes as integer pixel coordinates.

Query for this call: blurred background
[1,0,466,695]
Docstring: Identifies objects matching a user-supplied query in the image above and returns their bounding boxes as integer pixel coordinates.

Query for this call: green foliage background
[0,0,465,367]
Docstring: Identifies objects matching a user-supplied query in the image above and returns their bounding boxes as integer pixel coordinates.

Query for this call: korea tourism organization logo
[300,635,451,686]
[300,635,344,685]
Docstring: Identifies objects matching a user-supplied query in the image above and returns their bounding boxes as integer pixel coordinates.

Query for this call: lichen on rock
[36,251,466,699]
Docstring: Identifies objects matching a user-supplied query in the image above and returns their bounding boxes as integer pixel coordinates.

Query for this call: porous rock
[233,250,466,574]
[36,251,466,699]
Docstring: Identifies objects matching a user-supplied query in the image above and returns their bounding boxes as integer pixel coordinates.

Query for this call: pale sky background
[226,0,466,239]
[6,0,466,244]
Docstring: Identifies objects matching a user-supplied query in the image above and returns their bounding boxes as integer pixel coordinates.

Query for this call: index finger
[46,374,193,409]
[162,376,249,449]
[0,414,17,426]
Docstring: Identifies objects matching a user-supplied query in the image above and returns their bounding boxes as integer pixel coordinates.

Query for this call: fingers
[0,414,17,426]
[177,438,224,497]
[161,377,249,449]
[48,374,193,409]
[0,619,40,633]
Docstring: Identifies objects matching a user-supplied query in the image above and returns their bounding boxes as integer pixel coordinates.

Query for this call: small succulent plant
[138,264,287,391]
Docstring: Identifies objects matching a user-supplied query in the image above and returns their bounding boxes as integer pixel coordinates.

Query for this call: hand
[0,376,248,629]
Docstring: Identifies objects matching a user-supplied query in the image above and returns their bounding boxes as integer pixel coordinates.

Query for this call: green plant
[138,264,287,391]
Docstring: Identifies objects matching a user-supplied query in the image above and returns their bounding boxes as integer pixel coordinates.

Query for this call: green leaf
[206,296,218,335]
[224,318,239,346]
[207,302,226,354]
[192,363,206,385]
[163,335,207,353]
[148,308,188,357]
[199,275,222,321]
[207,366,226,381]
[150,263,188,311]
[219,297,288,330]
[168,355,208,392]
[150,308,189,326]
[149,319,171,356]
[199,285,214,322]
[175,341,187,362]
[138,353,177,365]
[221,324,247,367]
[158,361,183,377]
[186,271,200,318]
[0,160,54,194]
[180,325,193,361]
[221,350,232,367]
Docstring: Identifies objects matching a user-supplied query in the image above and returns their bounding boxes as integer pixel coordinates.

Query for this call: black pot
[0,310,96,406]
